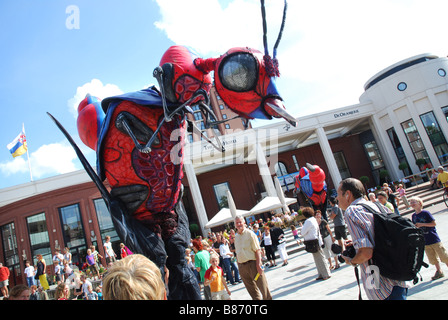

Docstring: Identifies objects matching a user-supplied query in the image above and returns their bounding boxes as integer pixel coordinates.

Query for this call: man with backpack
[336,178,411,300]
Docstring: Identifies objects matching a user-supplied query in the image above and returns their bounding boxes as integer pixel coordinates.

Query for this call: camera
[337,245,356,264]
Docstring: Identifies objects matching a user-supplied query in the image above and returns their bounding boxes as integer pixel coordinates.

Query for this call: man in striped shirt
[336,178,410,300]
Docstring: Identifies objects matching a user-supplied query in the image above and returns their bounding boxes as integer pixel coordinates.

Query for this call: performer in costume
[50,0,296,300]
[295,163,328,220]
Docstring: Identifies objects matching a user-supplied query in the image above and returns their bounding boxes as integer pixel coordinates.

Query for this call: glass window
[219,104,224,110]
[292,155,300,171]
[387,128,412,176]
[333,151,351,179]
[397,82,407,91]
[93,198,120,260]
[58,204,87,265]
[401,119,431,167]
[213,182,230,209]
[26,213,51,265]
[442,106,448,122]
[93,199,118,243]
[363,141,384,170]
[420,111,448,165]
[1,222,19,267]
[275,162,289,177]
[222,114,227,119]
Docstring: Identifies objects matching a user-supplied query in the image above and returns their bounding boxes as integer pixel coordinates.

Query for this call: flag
[7,129,27,158]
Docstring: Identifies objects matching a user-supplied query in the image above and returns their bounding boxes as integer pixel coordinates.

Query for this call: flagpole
[23,123,33,182]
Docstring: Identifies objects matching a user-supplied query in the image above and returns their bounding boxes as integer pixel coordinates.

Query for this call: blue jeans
[385,286,408,300]
[222,258,240,284]
[26,276,36,287]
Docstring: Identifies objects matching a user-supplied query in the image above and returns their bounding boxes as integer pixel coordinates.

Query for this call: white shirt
[263,233,272,246]
[104,241,114,257]
[24,266,35,277]
[82,279,92,295]
[219,243,232,259]
[53,253,64,265]
[301,217,323,246]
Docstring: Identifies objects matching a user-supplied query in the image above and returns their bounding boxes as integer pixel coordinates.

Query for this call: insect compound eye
[218,52,258,92]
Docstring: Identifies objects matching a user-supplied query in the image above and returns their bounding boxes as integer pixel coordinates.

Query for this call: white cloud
[67,78,123,117]
[0,78,123,182]
[153,0,285,56]
[0,141,82,179]
[153,0,448,118]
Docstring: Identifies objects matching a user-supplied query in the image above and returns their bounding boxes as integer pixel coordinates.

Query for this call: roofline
[363,53,439,90]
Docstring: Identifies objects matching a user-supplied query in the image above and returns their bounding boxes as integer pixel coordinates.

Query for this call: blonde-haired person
[102,254,166,300]
[204,252,231,300]
[409,196,448,280]
[55,282,70,300]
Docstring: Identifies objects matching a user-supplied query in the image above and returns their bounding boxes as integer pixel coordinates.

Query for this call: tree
[398,162,409,176]
[379,169,390,183]
[359,176,370,191]
[416,158,426,171]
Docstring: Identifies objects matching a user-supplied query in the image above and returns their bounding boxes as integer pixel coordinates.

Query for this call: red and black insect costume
[294,163,328,220]
[50,0,300,300]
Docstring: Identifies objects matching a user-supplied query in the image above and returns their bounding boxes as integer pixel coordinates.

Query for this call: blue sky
[1,0,448,189]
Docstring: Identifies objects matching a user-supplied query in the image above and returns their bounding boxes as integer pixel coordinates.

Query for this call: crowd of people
[0,236,133,300]
[1,171,448,301]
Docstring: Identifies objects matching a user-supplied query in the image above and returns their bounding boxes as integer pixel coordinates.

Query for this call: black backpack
[359,202,427,282]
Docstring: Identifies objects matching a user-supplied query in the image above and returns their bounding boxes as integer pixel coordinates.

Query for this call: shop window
[93,198,119,243]
[26,212,51,266]
[58,204,87,266]
[1,222,19,267]
[213,182,230,209]
[420,111,448,165]
[386,128,412,176]
[1,222,21,286]
[363,141,384,170]
[333,151,351,179]
[442,105,448,122]
[401,119,432,168]
[275,162,289,177]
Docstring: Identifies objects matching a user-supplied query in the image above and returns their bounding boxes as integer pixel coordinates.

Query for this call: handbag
[303,239,320,253]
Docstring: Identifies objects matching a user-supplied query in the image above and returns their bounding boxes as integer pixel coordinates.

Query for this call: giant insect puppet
[48,0,297,300]
[294,163,328,219]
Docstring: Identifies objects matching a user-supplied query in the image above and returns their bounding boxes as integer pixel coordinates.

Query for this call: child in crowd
[24,260,35,287]
[204,253,231,300]
[410,196,448,280]
[86,249,101,280]
[96,286,103,300]
[397,184,410,209]
[86,284,98,300]
[63,259,75,283]
[90,245,103,267]
[291,225,302,246]
[54,260,62,285]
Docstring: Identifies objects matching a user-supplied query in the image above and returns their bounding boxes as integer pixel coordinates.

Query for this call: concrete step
[264,181,448,261]
[395,182,446,216]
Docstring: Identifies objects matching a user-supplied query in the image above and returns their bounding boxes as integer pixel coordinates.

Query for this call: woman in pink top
[397,184,410,209]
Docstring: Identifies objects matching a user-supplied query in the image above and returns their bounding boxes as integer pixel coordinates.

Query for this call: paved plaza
[227,201,448,300]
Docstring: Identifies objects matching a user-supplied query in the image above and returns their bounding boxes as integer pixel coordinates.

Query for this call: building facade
[2,53,448,287]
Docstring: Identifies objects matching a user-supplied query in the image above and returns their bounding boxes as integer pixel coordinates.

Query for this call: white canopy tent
[204,207,251,228]
[205,190,251,229]
[248,196,297,215]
